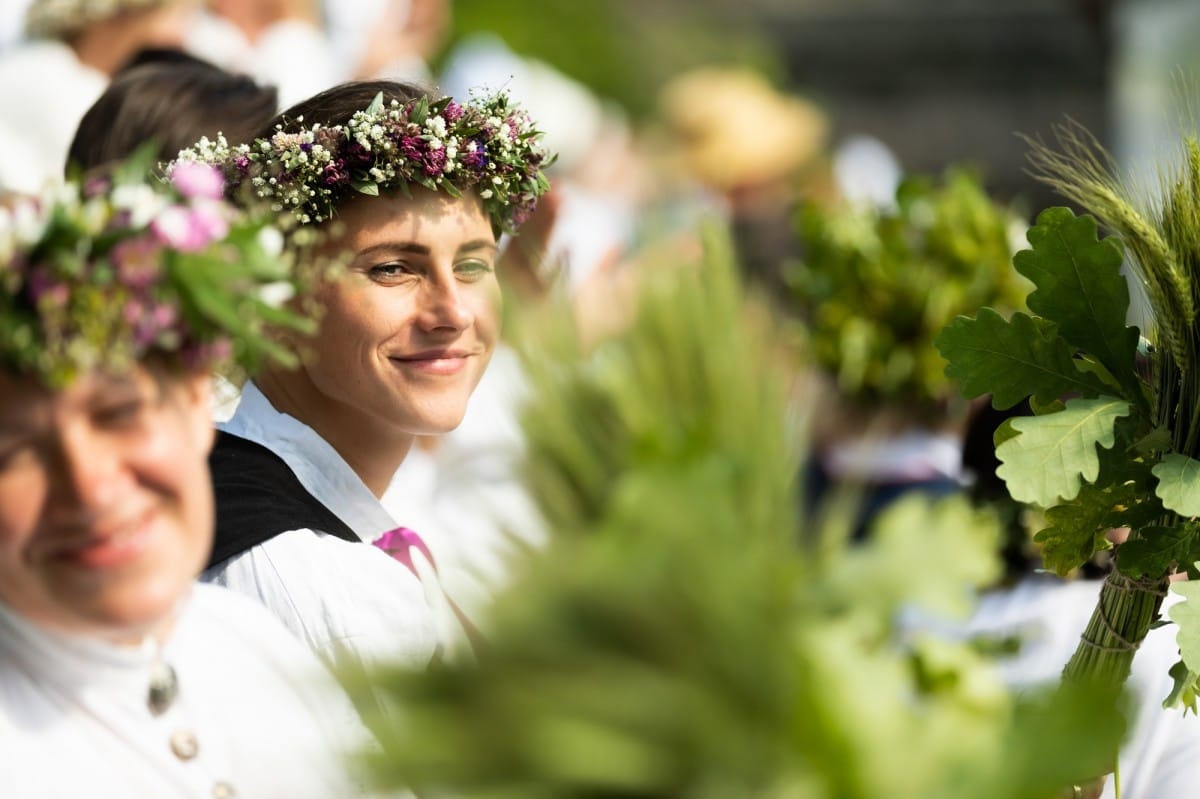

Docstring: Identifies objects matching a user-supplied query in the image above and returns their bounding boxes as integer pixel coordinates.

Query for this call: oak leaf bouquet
[936,124,1200,702]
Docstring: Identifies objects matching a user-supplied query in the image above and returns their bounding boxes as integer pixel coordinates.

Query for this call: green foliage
[941,123,1200,691]
[938,310,1113,409]
[1034,482,1129,575]
[1169,582,1200,706]
[789,168,1030,419]
[1013,208,1143,403]
[354,226,1122,799]
[936,207,1179,572]
[996,397,1131,507]
[1153,454,1200,516]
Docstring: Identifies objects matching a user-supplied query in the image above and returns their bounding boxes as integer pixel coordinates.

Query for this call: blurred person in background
[655,65,834,309]
[788,169,1028,538]
[65,49,279,178]
[184,0,338,107]
[188,0,449,108]
[0,0,200,193]
[330,0,449,83]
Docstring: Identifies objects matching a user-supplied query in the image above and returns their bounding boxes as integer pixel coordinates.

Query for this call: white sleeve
[201,529,440,675]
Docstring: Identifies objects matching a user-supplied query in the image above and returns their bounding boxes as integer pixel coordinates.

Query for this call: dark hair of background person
[65,48,279,175]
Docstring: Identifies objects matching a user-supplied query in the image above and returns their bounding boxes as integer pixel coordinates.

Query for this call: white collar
[0,597,179,703]
[219,381,400,541]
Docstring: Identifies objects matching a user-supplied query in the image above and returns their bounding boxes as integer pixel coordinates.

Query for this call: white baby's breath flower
[9,197,49,246]
[255,225,285,258]
[258,280,295,308]
[111,183,168,227]
[426,116,447,138]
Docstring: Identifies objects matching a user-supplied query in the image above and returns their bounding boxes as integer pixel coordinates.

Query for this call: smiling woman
[0,160,366,796]
[175,79,552,696]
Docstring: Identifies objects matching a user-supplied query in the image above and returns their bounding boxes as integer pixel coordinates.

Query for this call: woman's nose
[47,429,126,517]
[416,278,474,332]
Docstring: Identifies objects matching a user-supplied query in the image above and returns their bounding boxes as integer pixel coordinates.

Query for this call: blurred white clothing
[185,12,340,108]
[0,0,33,53]
[0,583,367,797]
[0,39,105,192]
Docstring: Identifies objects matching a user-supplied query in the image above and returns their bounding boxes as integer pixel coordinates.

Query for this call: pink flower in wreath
[151,201,229,252]
[170,160,226,200]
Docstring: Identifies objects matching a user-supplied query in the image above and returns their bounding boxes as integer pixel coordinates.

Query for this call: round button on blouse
[169,729,199,761]
[213,781,236,798]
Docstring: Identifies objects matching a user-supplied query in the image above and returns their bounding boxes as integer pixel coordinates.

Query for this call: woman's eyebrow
[355,242,431,259]
[458,239,499,255]
[354,240,499,259]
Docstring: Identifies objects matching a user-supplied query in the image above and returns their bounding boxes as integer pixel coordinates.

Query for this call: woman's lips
[50,511,155,570]
[391,350,472,376]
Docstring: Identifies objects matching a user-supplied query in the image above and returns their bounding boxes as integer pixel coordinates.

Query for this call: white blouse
[202,381,451,676]
[0,584,367,798]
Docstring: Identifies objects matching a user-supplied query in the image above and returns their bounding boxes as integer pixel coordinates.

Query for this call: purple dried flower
[461,141,488,170]
[422,147,446,176]
[322,161,349,188]
[346,141,373,168]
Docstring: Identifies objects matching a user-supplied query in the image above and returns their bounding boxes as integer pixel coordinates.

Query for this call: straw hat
[658,66,830,192]
[25,0,171,39]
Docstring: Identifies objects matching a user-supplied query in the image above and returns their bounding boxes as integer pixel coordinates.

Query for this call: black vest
[206,431,359,571]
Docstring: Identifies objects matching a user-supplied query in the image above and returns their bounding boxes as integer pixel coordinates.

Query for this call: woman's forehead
[327,190,495,247]
[0,369,147,418]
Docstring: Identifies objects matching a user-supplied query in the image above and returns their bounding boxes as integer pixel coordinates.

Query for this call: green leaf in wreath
[1116,524,1200,580]
[996,396,1131,505]
[352,180,380,197]
[935,309,1112,409]
[1013,207,1143,403]
[1153,454,1200,517]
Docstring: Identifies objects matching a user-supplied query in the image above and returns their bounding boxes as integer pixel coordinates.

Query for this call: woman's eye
[368,262,413,281]
[455,260,494,281]
[93,400,144,427]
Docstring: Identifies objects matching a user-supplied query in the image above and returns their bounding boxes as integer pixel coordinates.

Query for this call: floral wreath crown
[0,152,314,387]
[173,89,554,234]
